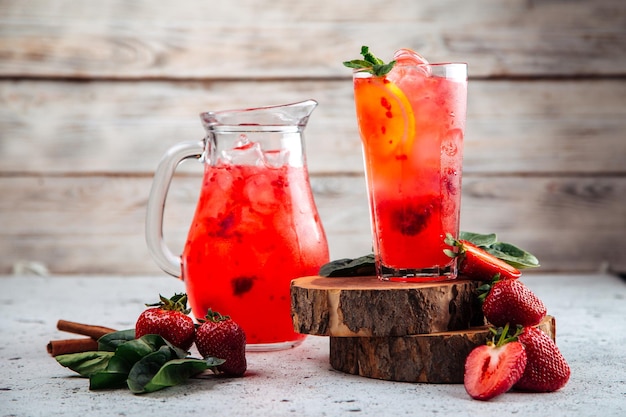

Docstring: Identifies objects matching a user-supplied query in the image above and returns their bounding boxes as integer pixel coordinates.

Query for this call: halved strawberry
[464,325,527,401]
[445,235,521,281]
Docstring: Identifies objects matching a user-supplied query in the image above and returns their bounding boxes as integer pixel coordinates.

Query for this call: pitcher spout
[200,99,318,131]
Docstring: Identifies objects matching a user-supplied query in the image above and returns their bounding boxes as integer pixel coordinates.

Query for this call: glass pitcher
[145,100,329,351]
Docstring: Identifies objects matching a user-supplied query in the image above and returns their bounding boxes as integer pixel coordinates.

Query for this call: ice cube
[243,172,282,215]
[263,149,291,168]
[221,140,266,166]
[388,48,432,83]
[393,48,430,66]
[441,129,463,157]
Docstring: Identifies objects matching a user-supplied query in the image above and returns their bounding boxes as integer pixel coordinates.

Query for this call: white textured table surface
[1,273,625,417]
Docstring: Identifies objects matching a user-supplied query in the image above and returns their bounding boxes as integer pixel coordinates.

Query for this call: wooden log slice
[290,275,483,337]
[329,315,556,384]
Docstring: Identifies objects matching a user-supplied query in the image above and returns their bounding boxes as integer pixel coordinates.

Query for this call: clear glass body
[353,64,468,281]
[146,100,329,350]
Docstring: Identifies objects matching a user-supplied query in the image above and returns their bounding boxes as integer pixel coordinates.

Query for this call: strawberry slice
[445,235,522,281]
[464,325,527,401]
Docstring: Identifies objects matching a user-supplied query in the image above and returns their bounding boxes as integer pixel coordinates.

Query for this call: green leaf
[105,334,186,375]
[89,370,129,390]
[343,59,372,69]
[57,332,206,393]
[130,357,210,394]
[127,346,175,393]
[56,351,114,377]
[361,46,383,65]
[89,335,188,391]
[485,242,540,269]
[113,335,167,369]
[126,348,221,394]
[343,46,396,76]
[86,336,169,390]
[372,61,396,76]
[98,329,135,351]
[105,354,133,374]
[319,254,376,277]
[459,231,498,247]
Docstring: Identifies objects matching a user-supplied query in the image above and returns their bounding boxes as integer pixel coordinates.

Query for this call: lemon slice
[354,76,415,158]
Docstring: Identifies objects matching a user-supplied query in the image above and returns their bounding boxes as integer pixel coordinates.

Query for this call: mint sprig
[343,46,396,76]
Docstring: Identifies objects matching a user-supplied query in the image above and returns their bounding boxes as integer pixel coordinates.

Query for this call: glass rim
[352,62,467,70]
[352,62,467,79]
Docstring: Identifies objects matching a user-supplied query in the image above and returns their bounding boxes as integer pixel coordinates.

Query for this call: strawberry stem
[145,293,191,315]
[198,309,231,324]
[496,324,510,346]
[488,324,524,347]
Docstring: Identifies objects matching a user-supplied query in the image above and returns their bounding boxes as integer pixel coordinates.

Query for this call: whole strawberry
[135,293,195,351]
[480,278,547,327]
[515,326,570,392]
[195,309,247,377]
[445,235,521,281]
[464,325,527,401]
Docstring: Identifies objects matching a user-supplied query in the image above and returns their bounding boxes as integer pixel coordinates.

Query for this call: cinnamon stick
[47,338,99,356]
[56,320,116,340]
[47,320,118,357]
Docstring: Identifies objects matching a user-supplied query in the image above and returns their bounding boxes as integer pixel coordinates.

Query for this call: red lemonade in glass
[351,48,468,280]
[182,160,329,348]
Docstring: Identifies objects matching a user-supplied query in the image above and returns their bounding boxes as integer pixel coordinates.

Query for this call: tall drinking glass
[352,61,468,281]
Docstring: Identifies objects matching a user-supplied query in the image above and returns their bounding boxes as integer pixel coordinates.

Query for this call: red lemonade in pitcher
[182,160,329,348]
[144,100,328,351]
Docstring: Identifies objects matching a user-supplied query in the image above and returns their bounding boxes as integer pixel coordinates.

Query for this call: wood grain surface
[329,315,556,383]
[1,0,624,275]
[291,276,483,337]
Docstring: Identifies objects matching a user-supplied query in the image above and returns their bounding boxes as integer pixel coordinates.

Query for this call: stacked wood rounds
[290,275,555,383]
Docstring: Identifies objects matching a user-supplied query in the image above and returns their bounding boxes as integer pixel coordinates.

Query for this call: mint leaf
[373,61,396,76]
[360,45,383,65]
[343,59,373,69]
[343,45,396,76]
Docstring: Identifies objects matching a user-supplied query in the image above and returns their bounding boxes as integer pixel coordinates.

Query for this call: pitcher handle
[145,140,204,278]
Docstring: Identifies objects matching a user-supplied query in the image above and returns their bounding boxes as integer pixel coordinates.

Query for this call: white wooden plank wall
[1,0,625,275]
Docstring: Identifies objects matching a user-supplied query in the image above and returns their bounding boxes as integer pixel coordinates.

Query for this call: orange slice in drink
[354,75,415,158]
